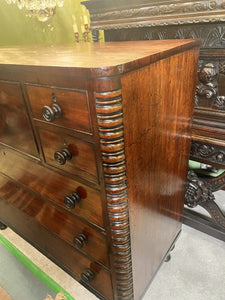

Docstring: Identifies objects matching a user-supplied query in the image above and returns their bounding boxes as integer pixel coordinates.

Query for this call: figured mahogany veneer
[0,81,38,157]
[83,0,225,236]
[38,129,98,183]
[0,41,200,300]
[26,85,92,134]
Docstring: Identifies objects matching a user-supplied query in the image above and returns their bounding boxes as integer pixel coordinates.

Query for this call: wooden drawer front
[0,182,113,300]
[0,147,103,227]
[26,85,92,134]
[0,81,37,157]
[39,129,98,183]
[0,175,108,267]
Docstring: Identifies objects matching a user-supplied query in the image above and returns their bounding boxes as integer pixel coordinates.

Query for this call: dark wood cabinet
[82,0,225,240]
[0,41,199,299]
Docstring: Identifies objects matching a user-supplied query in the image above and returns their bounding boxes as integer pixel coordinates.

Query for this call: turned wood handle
[73,233,88,249]
[64,192,81,209]
[42,103,62,122]
[54,148,72,165]
[81,269,95,282]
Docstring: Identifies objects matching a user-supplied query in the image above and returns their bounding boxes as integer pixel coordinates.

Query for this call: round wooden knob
[73,233,88,249]
[42,103,62,122]
[54,148,72,165]
[81,269,95,283]
[64,192,81,209]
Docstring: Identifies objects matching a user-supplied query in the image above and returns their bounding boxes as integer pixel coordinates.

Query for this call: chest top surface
[0,40,199,71]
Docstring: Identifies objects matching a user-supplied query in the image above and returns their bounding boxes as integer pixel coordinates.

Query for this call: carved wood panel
[105,24,225,49]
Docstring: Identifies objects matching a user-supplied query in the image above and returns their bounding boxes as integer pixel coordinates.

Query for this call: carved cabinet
[0,41,199,299]
[83,0,225,239]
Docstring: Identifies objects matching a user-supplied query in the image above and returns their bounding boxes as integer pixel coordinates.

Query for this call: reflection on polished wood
[0,40,198,68]
[83,0,225,243]
[0,41,199,299]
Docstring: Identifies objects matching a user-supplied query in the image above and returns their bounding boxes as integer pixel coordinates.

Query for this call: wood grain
[0,41,200,300]
[38,129,98,183]
[0,147,103,228]
[0,184,113,300]
[26,84,92,134]
[0,81,38,157]
[0,40,200,73]
[121,48,199,299]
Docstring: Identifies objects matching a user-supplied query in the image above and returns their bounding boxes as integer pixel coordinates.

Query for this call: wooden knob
[81,269,95,283]
[64,192,81,209]
[42,103,62,122]
[54,148,72,165]
[73,233,88,249]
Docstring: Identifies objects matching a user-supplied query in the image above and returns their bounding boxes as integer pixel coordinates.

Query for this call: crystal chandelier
[5,0,64,22]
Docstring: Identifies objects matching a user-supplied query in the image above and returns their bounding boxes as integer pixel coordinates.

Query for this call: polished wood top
[0,40,200,70]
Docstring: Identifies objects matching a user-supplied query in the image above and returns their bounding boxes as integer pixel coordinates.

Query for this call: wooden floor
[0,286,12,300]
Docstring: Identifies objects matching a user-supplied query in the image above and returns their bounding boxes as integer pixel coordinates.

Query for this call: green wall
[0,1,90,46]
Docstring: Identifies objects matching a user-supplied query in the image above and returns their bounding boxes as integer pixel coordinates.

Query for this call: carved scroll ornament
[195,60,225,108]
[190,141,225,165]
[85,0,225,29]
[186,170,214,208]
[186,171,225,228]
[196,63,217,99]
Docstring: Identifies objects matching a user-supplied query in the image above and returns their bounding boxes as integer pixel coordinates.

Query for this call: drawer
[38,129,98,183]
[0,181,113,300]
[0,174,108,267]
[0,147,103,227]
[26,85,92,134]
[0,81,38,156]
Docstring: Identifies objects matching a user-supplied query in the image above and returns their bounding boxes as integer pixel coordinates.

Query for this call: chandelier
[5,0,64,22]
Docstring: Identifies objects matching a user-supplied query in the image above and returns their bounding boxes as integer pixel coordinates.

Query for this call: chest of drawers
[0,41,199,299]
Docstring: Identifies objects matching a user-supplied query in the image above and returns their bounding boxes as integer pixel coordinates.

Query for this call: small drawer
[0,81,38,156]
[26,85,92,134]
[0,146,103,227]
[39,129,98,183]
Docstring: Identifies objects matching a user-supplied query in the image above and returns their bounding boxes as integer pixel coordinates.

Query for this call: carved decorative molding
[215,95,225,109]
[103,24,225,49]
[186,171,225,228]
[83,0,225,30]
[208,170,225,190]
[219,60,225,74]
[196,63,217,99]
[194,59,225,109]
[186,170,214,208]
[190,141,225,165]
[95,88,134,299]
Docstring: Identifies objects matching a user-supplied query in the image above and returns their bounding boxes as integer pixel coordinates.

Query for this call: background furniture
[0,41,199,299]
[83,0,225,241]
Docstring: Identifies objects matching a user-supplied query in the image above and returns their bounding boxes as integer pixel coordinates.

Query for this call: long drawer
[0,146,103,227]
[0,174,108,267]
[0,185,113,300]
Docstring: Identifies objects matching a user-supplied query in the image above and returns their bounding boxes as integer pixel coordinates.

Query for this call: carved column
[95,88,134,299]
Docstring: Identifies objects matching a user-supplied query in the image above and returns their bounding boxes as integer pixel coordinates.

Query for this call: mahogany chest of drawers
[0,41,199,299]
